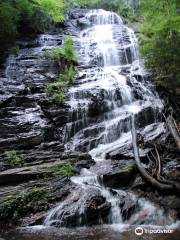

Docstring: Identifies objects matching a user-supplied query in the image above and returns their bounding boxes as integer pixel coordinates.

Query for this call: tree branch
[130,114,180,196]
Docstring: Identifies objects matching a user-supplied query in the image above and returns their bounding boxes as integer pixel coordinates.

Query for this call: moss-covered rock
[47,163,74,177]
[102,163,137,189]
[0,187,48,220]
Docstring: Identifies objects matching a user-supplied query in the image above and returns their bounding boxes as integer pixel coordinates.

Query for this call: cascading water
[44,9,173,229]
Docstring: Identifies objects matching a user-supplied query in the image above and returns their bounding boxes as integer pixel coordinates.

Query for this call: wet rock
[140,122,167,142]
[77,18,90,29]
[0,176,74,225]
[0,161,63,185]
[135,105,156,128]
[46,188,111,227]
[74,159,95,174]
[61,152,92,161]
[0,156,94,185]
[0,132,43,151]
[131,175,146,191]
[114,190,138,221]
[102,163,137,188]
[159,196,180,218]
[106,141,151,160]
[69,9,88,20]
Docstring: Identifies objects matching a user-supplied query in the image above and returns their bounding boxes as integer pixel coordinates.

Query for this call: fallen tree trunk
[166,115,180,151]
[130,114,180,196]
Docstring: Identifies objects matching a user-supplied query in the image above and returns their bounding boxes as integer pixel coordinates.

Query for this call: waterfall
[44,9,167,228]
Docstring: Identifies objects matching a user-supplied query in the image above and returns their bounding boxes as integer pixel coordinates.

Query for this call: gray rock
[102,163,137,188]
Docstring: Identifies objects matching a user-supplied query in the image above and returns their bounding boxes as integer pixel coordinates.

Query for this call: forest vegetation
[0,0,179,107]
[0,0,180,232]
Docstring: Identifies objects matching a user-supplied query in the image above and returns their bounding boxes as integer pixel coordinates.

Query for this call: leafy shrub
[68,0,138,23]
[46,65,77,104]
[46,81,67,104]
[140,0,180,92]
[63,36,78,63]
[0,0,67,63]
[51,92,65,104]
[5,150,24,167]
[45,47,64,62]
[36,0,65,23]
[8,46,20,55]
[59,65,77,83]
[45,36,78,65]
[0,187,48,220]
[48,163,74,177]
[46,81,68,94]
[0,2,19,62]
[46,36,77,104]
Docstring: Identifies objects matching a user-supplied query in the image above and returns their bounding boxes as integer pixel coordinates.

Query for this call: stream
[43,9,177,232]
[0,8,180,240]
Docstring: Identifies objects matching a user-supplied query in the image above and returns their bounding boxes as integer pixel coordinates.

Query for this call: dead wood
[130,115,180,196]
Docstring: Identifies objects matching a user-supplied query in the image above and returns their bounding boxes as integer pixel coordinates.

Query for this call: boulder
[102,163,137,188]
[45,188,111,227]
[114,190,138,221]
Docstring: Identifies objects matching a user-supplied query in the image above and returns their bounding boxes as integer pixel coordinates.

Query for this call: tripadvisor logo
[135,227,144,236]
[135,226,174,235]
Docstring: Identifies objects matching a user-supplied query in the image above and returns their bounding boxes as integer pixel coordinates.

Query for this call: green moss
[5,150,24,167]
[0,187,48,220]
[8,46,19,55]
[32,53,41,59]
[48,163,74,177]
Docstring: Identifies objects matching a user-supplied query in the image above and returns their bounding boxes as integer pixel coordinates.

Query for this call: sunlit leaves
[35,0,65,23]
[140,0,180,92]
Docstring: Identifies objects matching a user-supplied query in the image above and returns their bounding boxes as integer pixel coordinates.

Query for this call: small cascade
[44,9,171,229]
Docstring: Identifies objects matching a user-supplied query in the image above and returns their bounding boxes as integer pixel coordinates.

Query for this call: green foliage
[45,36,78,64]
[117,3,138,23]
[8,46,20,55]
[52,92,65,104]
[46,36,77,104]
[45,47,65,62]
[0,0,67,63]
[0,187,48,220]
[60,65,77,83]
[5,150,24,167]
[0,1,19,62]
[68,0,138,23]
[46,81,67,104]
[35,0,65,23]
[140,0,180,92]
[47,81,67,94]
[46,66,77,104]
[48,163,74,177]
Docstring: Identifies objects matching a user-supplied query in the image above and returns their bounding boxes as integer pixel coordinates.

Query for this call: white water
[44,9,170,229]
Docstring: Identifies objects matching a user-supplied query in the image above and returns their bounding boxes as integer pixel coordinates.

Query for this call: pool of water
[0,225,179,240]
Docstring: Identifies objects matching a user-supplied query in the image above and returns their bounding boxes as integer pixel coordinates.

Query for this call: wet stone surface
[0,8,179,234]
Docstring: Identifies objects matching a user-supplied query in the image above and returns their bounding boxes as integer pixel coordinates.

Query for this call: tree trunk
[166,115,180,151]
[130,114,180,196]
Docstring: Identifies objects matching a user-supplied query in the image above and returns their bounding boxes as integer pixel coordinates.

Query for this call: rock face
[0,8,179,229]
[102,162,137,189]
[45,188,111,227]
[0,29,73,168]
[0,175,74,226]
[115,190,138,221]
